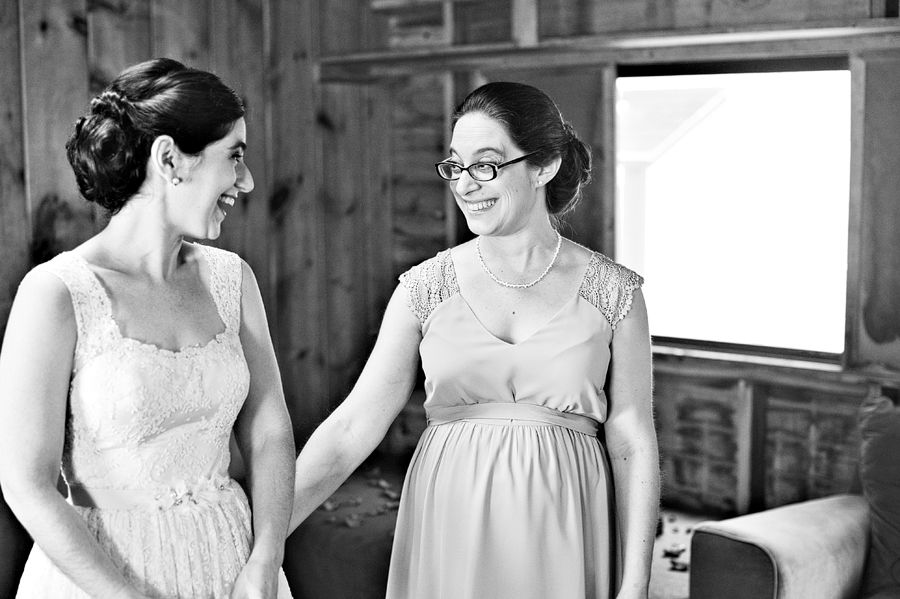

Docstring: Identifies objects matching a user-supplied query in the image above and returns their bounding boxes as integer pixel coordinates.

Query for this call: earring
[172,177,182,186]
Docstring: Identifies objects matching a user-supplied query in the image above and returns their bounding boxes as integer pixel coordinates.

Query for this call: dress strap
[398,249,459,324]
[31,252,116,369]
[199,245,243,334]
[578,252,644,331]
[427,403,599,436]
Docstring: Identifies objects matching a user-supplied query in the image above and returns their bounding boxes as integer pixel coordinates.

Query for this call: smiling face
[447,112,547,238]
[173,118,254,240]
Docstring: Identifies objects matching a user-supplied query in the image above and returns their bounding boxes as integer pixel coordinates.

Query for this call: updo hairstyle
[66,58,245,214]
[452,82,592,216]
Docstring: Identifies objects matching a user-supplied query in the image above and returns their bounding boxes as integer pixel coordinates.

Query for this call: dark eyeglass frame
[435,150,541,182]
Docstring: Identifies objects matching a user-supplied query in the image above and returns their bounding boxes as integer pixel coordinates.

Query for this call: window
[615,69,851,356]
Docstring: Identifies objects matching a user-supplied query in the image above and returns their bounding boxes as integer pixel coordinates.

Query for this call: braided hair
[66,58,244,214]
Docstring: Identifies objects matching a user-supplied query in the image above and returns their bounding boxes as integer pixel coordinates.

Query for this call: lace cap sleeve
[578,253,644,331]
[398,250,459,324]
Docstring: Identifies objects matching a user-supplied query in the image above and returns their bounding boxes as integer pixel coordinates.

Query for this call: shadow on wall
[30,194,97,266]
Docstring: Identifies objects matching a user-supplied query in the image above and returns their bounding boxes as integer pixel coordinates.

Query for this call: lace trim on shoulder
[31,252,115,369]
[198,245,242,334]
[398,250,459,324]
[578,252,643,331]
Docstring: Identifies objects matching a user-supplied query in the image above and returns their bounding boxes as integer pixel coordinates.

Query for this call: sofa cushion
[858,394,900,598]
[689,494,869,599]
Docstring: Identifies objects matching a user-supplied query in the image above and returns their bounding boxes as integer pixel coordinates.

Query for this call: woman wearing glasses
[290,82,659,599]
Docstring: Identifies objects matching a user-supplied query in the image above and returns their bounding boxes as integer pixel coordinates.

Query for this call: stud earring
[172,177,182,186]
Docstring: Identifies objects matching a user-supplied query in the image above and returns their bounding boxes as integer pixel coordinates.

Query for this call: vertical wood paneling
[270,0,327,442]
[209,0,272,307]
[0,0,29,338]
[150,0,210,67]
[510,0,538,47]
[319,84,372,403]
[20,0,94,260]
[87,0,152,90]
[596,64,616,258]
[86,0,153,233]
[318,2,378,410]
[848,50,900,372]
[363,83,395,336]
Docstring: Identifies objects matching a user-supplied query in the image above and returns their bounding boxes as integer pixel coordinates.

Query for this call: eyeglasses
[435,151,540,182]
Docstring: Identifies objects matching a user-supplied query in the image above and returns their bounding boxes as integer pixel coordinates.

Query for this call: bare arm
[232,260,296,597]
[0,271,151,599]
[288,284,421,533]
[604,289,660,599]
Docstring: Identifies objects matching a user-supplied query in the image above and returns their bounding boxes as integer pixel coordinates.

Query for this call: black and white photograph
[1,2,899,599]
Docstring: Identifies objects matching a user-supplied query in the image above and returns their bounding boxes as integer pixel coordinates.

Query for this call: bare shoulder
[16,267,76,324]
[560,237,594,274]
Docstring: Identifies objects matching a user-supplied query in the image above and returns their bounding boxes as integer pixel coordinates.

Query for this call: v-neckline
[68,246,228,356]
[447,250,596,347]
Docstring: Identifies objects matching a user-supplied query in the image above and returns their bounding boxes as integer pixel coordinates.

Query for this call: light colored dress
[386,247,642,599]
[15,244,292,599]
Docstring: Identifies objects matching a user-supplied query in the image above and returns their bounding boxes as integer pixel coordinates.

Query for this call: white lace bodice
[35,245,250,496]
[400,247,643,330]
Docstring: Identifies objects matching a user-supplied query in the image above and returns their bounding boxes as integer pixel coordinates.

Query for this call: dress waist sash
[68,478,241,511]
[426,403,599,436]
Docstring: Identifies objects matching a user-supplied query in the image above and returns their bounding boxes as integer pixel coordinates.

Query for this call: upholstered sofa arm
[690,494,870,599]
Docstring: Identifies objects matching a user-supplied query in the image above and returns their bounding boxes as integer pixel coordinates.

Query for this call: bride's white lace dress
[15,244,292,599]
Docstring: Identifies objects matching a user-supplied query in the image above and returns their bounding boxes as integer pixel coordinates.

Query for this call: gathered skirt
[386,406,618,599]
[16,483,292,599]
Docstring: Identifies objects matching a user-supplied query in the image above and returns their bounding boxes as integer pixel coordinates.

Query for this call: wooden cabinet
[655,356,879,516]
[655,375,753,514]
[764,388,864,507]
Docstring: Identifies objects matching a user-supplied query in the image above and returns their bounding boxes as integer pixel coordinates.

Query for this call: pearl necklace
[476,231,563,289]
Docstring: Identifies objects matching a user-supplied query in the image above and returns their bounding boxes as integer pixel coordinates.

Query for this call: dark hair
[452,82,592,216]
[66,58,245,214]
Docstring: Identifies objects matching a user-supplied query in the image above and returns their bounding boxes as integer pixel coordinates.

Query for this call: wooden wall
[2,0,900,477]
[0,0,393,444]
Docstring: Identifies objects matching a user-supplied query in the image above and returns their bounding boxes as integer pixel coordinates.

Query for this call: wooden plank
[847,50,900,372]
[0,0,30,339]
[597,65,616,259]
[87,0,152,91]
[85,0,153,232]
[846,53,866,371]
[318,84,373,408]
[209,0,273,309]
[319,20,900,81]
[363,82,395,321]
[20,0,95,260]
[511,0,538,47]
[318,2,391,409]
[442,72,456,248]
[269,0,327,443]
[150,0,211,68]
[584,0,872,33]
[538,0,583,39]
[652,353,885,392]
[733,380,754,514]
[454,0,511,45]
[371,0,476,10]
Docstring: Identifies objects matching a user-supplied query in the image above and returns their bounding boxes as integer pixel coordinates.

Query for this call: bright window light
[615,70,850,354]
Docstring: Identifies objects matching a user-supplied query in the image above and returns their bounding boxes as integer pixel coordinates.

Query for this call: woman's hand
[229,556,279,599]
